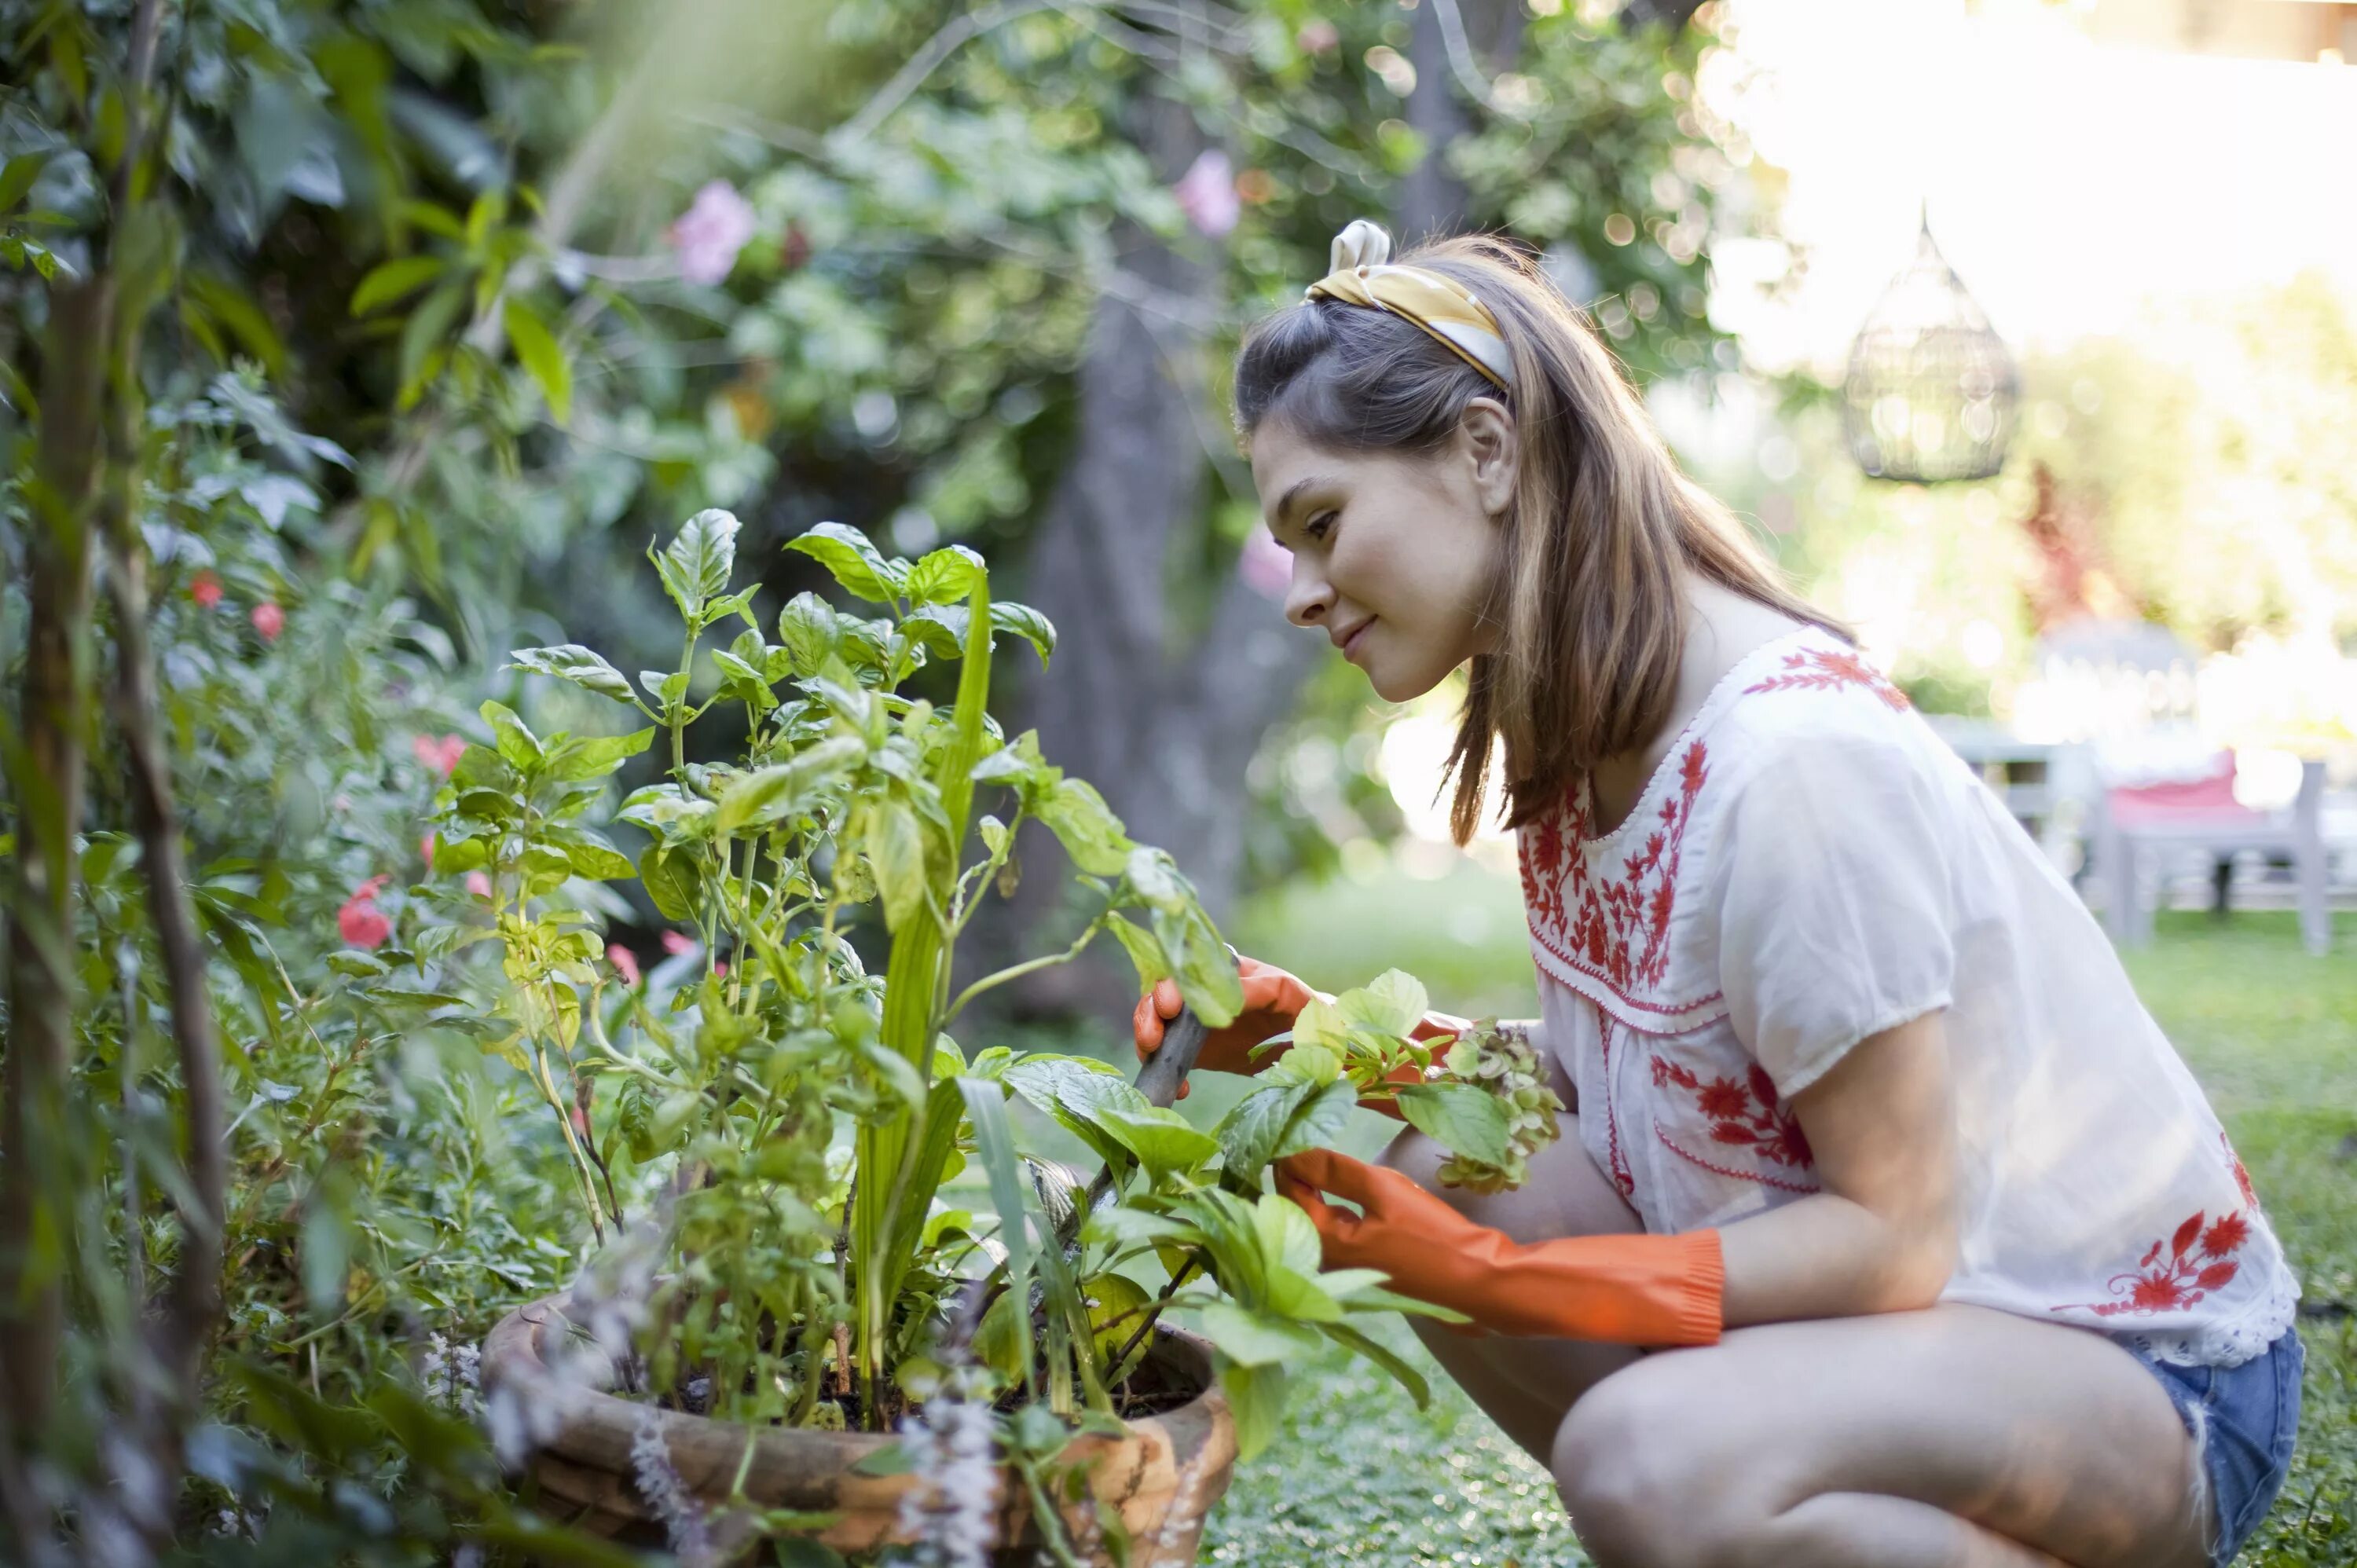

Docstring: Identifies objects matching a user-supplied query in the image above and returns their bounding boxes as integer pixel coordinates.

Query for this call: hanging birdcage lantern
[1842,215,2019,482]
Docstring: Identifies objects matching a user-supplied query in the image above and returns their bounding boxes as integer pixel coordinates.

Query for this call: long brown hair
[1233,233,1849,846]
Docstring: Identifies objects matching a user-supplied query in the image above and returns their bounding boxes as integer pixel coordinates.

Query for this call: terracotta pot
[481,1290,1237,1566]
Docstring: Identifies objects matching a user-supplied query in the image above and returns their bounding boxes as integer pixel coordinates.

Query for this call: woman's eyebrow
[1268,474,1335,537]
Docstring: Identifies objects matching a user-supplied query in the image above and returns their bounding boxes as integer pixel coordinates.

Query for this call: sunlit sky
[1703,0,2357,374]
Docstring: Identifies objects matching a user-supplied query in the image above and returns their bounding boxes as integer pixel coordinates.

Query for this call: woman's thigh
[1552,1302,2207,1568]
[1377,1089,1650,1462]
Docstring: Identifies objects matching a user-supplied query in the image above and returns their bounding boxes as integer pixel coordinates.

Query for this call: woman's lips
[1343,619,1375,661]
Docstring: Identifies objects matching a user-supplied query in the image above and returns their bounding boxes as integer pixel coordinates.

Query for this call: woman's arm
[1717,1008,1959,1326]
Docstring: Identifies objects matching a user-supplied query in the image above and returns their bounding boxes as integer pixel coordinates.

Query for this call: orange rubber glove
[1274,1148,1725,1346]
[1131,957,1460,1110]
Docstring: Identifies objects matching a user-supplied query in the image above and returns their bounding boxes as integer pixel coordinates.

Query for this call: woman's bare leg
[1373,1058,1648,1462]
[1549,1302,2210,1568]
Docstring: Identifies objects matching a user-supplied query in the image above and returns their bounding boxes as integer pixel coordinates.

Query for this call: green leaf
[1342,969,1429,1038]
[1002,1056,1149,1124]
[0,150,54,214]
[959,1078,1037,1387]
[1094,1105,1218,1180]
[1290,995,1348,1053]
[989,601,1057,667]
[503,295,570,422]
[478,701,541,768]
[1036,779,1131,877]
[713,735,866,833]
[658,509,740,622]
[1395,1082,1513,1167]
[397,280,467,403]
[507,643,636,704]
[1271,1079,1358,1161]
[785,522,901,603]
[640,843,702,921]
[547,727,656,782]
[617,784,717,843]
[1319,1320,1433,1410]
[349,254,444,317]
[899,605,968,663]
[1215,1079,1315,1177]
[555,832,634,881]
[864,799,927,933]
[1102,915,1169,995]
[776,592,839,676]
[1194,1302,1321,1369]
[904,544,986,606]
[1217,1357,1289,1461]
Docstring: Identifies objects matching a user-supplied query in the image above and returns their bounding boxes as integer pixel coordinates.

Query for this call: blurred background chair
[2094,749,2330,954]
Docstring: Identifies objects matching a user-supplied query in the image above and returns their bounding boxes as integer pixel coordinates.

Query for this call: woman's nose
[1284,558,1331,630]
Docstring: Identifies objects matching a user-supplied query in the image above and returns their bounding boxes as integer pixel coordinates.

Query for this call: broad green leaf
[1124,847,1187,912]
[1036,779,1130,877]
[547,727,655,782]
[507,643,636,704]
[397,280,467,403]
[958,1077,1037,1388]
[1085,1272,1153,1366]
[1217,1357,1289,1461]
[1290,995,1348,1053]
[1254,1189,1325,1278]
[659,509,740,621]
[430,835,491,875]
[348,254,444,316]
[1319,1321,1433,1410]
[617,784,717,842]
[904,544,985,606]
[479,701,541,768]
[1215,1079,1314,1177]
[778,587,844,674]
[1001,1056,1150,1126]
[1194,1301,1321,1368]
[1078,1207,1197,1251]
[1094,1105,1218,1180]
[714,735,866,833]
[1271,1079,1358,1161]
[1151,896,1241,1031]
[1267,1040,1340,1087]
[1395,1082,1513,1167]
[640,843,702,921]
[1341,969,1429,1039]
[555,833,633,881]
[1102,915,1168,995]
[898,606,966,663]
[864,799,927,933]
[989,601,1057,667]
[785,522,900,603]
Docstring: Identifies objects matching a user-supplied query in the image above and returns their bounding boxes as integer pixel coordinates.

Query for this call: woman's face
[1248,401,1516,703]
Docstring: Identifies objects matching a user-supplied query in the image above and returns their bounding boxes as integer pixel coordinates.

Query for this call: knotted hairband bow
[1304,219,1515,391]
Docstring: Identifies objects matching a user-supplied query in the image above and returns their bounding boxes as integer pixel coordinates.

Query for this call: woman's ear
[1458,397,1519,518]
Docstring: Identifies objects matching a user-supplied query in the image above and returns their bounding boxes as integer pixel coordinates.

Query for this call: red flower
[420,833,437,866]
[190,571,223,609]
[464,871,492,899]
[2201,1213,2249,1256]
[412,734,465,778]
[336,875,392,949]
[661,930,695,956]
[607,943,642,986]
[251,601,284,642]
[1697,1079,1751,1120]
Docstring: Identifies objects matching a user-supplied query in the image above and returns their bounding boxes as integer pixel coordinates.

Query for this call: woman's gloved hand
[1132,955,1323,1097]
[1274,1148,1724,1346]
[1131,957,1470,1102]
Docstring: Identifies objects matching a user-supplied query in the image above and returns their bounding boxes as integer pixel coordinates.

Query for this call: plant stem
[1107,1255,1200,1383]
[938,914,1105,1028]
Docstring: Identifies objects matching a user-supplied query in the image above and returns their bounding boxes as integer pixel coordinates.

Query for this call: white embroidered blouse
[1520,625,2300,1368]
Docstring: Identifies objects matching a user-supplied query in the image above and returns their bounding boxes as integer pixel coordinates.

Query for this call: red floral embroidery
[1743,648,1910,711]
[2223,1131,2260,1211]
[1519,739,1714,1017]
[1654,1125,1820,1195]
[1651,1054,1816,1170]
[2051,1207,2249,1319]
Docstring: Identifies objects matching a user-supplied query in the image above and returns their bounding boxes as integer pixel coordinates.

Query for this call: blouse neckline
[1574,624,1833,850]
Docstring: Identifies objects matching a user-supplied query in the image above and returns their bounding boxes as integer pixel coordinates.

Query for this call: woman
[1133,222,2304,1567]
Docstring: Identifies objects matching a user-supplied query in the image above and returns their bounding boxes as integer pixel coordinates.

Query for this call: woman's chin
[1365,659,1442,705]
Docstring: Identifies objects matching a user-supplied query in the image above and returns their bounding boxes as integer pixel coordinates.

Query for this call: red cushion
[2107,753,2259,830]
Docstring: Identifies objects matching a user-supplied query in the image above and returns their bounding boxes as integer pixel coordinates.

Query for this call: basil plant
[430,511,1509,1476]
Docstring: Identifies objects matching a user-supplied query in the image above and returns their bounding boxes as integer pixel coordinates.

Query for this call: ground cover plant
[1207,880,2357,1567]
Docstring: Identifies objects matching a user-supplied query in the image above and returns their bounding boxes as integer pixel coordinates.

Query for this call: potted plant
[454,511,1560,1564]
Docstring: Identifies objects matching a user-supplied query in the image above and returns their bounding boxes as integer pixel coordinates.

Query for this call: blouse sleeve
[1710,731,1957,1100]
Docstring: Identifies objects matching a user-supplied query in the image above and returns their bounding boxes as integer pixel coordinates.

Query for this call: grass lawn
[1197,861,2357,1566]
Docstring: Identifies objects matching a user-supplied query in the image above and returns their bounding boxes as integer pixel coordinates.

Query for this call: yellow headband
[1303,219,1514,391]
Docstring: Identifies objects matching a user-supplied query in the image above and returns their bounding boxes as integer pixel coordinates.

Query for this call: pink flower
[669,181,757,286]
[1296,18,1340,53]
[661,930,695,956]
[251,601,284,642]
[1237,522,1292,601]
[412,733,466,778]
[337,875,392,949]
[1173,150,1240,239]
[607,943,642,986]
[465,871,493,899]
[190,570,223,609]
[713,961,728,978]
[420,833,437,865]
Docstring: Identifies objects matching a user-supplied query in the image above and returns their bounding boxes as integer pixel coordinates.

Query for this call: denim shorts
[2122,1325,2305,1566]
